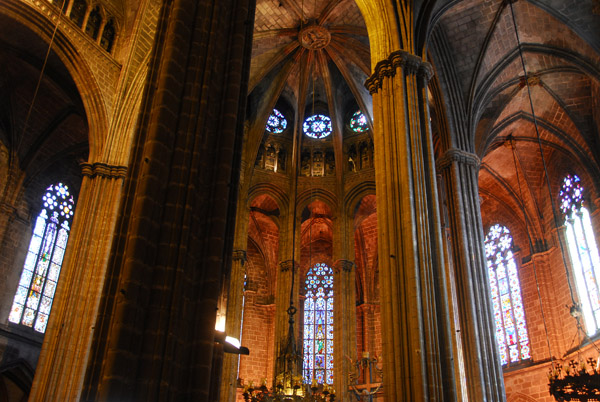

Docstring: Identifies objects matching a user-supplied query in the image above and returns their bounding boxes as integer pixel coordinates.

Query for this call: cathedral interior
[0,0,599,401]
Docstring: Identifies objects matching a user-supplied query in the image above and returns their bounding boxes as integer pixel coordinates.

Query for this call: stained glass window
[266,109,287,134]
[303,263,334,385]
[85,6,102,40]
[485,224,530,365]
[303,115,332,139]
[8,183,75,333]
[560,174,600,335]
[350,111,368,133]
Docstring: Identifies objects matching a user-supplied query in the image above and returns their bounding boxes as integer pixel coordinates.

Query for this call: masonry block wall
[238,240,276,389]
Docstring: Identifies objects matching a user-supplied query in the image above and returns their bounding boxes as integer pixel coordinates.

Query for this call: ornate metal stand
[348,352,383,401]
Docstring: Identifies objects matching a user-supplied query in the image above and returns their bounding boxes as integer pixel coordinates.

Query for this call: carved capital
[436,148,480,171]
[279,259,297,272]
[365,50,433,94]
[232,250,247,264]
[81,162,128,179]
[333,259,355,274]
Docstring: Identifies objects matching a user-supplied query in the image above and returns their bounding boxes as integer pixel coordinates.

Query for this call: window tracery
[266,109,287,134]
[8,183,75,333]
[485,224,530,365]
[303,263,334,385]
[303,115,332,139]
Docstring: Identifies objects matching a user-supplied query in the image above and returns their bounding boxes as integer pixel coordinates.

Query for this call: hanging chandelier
[548,356,600,401]
[241,304,335,401]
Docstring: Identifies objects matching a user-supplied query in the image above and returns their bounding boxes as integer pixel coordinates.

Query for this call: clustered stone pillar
[333,259,356,401]
[33,0,256,400]
[29,162,128,401]
[365,50,457,401]
[436,148,506,401]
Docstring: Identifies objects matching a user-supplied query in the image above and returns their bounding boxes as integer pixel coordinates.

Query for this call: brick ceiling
[431,0,600,255]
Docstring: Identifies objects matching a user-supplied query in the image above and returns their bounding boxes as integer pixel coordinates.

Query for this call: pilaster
[436,147,506,401]
[333,259,356,401]
[366,50,457,401]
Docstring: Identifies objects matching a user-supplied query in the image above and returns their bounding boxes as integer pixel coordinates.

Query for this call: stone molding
[333,259,355,273]
[365,50,433,94]
[232,249,247,264]
[436,148,480,171]
[81,162,128,179]
[279,259,297,272]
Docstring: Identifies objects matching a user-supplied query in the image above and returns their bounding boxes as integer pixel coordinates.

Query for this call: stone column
[74,0,254,400]
[220,249,247,402]
[436,147,506,401]
[29,162,127,401]
[365,50,457,401]
[333,259,356,401]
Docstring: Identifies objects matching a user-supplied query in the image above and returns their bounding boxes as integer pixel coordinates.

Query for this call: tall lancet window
[485,224,530,365]
[8,183,75,333]
[303,262,334,384]
[560,174,600,335]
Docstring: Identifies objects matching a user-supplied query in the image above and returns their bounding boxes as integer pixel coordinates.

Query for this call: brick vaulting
[0,0,598,401]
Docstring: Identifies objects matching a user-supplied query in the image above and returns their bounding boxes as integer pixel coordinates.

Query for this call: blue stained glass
[48,264,61,282]
[8,183,75,333]
[44,281,57,298]
[303,115,332,139]
[303,263,334,384]
[316,310,325,324]
[266,109,287,134]
[485,224,530,366]
[509,345,519,362]
[14,286,27,305]
[316,324,325,339]
[326,370,333,385]
[19,270,33,287]
[315,355,325,368]
[326,354,334,369]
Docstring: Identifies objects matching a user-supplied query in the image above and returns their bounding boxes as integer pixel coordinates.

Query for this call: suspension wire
[508,1,600,356]
[508,136,555,365]
[15,6,63,160]
[508,1,577,308]
[289,0,307,309]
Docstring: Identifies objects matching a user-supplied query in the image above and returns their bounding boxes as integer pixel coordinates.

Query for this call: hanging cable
[508,0,600,358]
[16,7,63,156]
[507,1,578,310]
[508,135,555,365]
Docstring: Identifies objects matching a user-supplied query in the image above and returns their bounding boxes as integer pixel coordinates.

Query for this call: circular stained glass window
[303,114,332,139]
[266,109,287,134]
[350,111,368,132]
